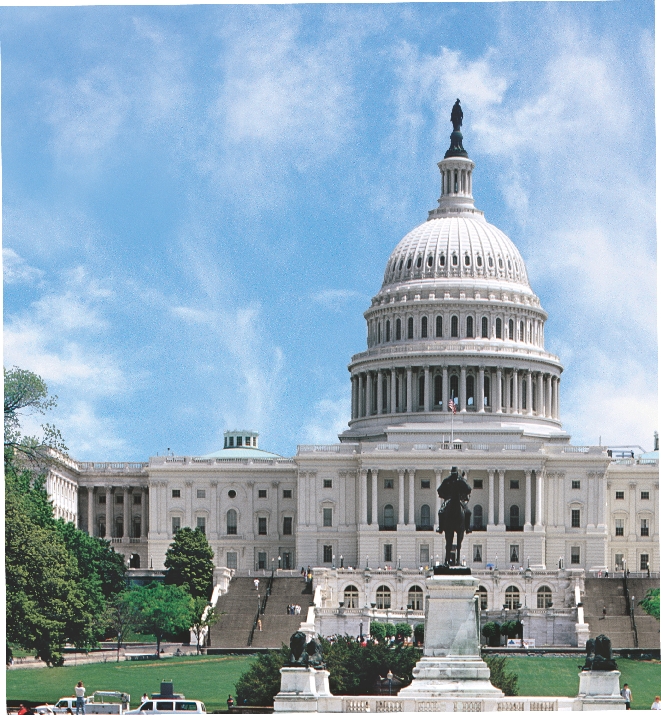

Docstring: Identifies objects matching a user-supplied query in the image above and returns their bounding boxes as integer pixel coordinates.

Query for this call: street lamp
[366,556,370,570]
[359,621,363,642]
[332,555,336,570]
[387,670,393,696]
[340,555,344,569]
[278,556,282,570]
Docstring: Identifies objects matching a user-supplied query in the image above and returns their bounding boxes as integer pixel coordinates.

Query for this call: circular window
[228,490,236,499]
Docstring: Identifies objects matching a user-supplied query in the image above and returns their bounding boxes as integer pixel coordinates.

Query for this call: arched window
[482,317,488,338]
[464,254,471,266]
[436,315,443,337]
[488,256,494,268]
[440,254,446,267]
[477,255,483,267]
[396,319,401,340]
[421,316,428,338]
[452,254,458,267]
[473,504,483,529]
[496,318,502,339]
[408,585,423,610]
[377,322,381,343]
[484,376,491,407]
[420,504,431,527]
[344,585,359,608]
[505,586,520,609]
[450,374,459,402]
[427,254,434,267]
[376,585,392,609]
[383,504,395,528]
[478,585,488,610]
[227,509,237,535]
[418,374,425,409]
[416,256,422,268]
[407,317,414,339]
[520,321,525,341]
[434,374,442,407]
[130,554,141,569]
[386,320,391,342]
[406,258,412,269]
[466,374,475,406]
[451,315,458,338]
[537,586,552,609]
[466,316,474,338]
[398,259,403,271]
[508,319,514,340]
[510,505,520,528]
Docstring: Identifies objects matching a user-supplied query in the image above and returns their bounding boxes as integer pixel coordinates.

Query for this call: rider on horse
[437,466,472,535]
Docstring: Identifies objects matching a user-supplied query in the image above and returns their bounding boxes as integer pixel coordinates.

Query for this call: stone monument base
[577,670,626,711]
[274,668,332,712]
[398,655,503,698]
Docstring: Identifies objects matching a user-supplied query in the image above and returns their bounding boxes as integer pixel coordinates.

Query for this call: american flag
[448,398,456,414]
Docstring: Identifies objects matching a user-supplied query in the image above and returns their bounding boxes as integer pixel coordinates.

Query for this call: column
[377,370,383,415]
[524,470,532,528]
[406,367,413,413]
[87,487,94,535]
[536,471,545,528]
[442,367,449,411]
[434,469,442,527]
[545,374,552,418]
[423,366,430,412]
[360,470,368,525]
[536,372,544,416]
[397,469,405,526]
[123,486,130,541]
[391,368,397,413]
[488,469,495,526]
[386,371,391,413]
[186,480,193,529]
[553,377,560,420]
[459,365,467,412]
[365,372,373,417]
[105,485,112,539]
[141,486,147,537]
[498,470,505,526]
[597,473,606,529]
[526,371,533,415]
[496,368,503,414]
[371,469,379,526]
[358,373,364,417]
[408,469,415,525]
[209,481,218,538]
[478,365,485,413]
[504,372,510,413]
[351,376,357,419]
[512,369,519,414]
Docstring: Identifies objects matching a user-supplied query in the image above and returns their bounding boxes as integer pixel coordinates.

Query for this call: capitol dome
[341,100,566,445]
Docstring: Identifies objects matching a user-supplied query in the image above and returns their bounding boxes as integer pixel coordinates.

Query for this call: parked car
[125,701,206,714]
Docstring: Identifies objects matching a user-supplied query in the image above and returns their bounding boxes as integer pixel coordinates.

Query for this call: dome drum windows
[386,320,391,342]
[466,374,475,409]
[452,254,458,267]
[466,316,474,338]
[396,319,402,341]
[406,258,412,270]
[436,316,443,337]
[407,317,414,339]
[496,318,502,339]
[481,317,489,339]
[440,254,446,267]
[416,255,423,269]
[421,316,428,338]
[427,254,434,268]
[451,315,459,338]
[508,319,515,340]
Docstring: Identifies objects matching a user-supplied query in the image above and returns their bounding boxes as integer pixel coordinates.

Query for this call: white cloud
[311,288,363,310]
[3,248,45,285]
[301,390,351,445]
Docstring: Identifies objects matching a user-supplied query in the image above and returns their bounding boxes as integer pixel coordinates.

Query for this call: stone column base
[398,656,503,698]
[275,669,332,712]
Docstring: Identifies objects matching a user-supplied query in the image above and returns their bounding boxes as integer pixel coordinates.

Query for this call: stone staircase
[627,578,661,649]
[251,577,314,648]
[208,577,262,648]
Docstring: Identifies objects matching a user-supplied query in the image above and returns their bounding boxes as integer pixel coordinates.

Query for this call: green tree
[414,623,424,645]
[383,623,396,639]
[484,656,519,695]
[481,621,500,646]
[127,582,193,655]
[640,588,660,620]
[164,527,215,599]
[190,597,221,655]
[395,623,412,641]
[103,592,141,662]
[235,646,289,705]
[370,621,386,642]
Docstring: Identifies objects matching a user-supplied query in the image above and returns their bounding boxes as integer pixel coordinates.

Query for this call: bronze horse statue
[437,466,472,566]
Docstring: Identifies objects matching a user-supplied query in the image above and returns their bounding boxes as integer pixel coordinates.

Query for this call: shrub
[414,623,424,644]
[484,655,518,696]
[395,623,412,641]
[384,623,396,639]
[370,621,387,642]
[235,646,289,705]
[640,588,660,620]
[481,621,500,646]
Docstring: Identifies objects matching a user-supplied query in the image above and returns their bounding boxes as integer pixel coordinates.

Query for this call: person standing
[141,694,149,704]
[651,695,661,710]
[621,684,632,710]
[75,681,86,715]
[227,695,235,710]
[254,578,259,590]
[257,618,262,631]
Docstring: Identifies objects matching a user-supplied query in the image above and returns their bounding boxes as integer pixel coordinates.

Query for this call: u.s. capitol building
[47,106,658,646]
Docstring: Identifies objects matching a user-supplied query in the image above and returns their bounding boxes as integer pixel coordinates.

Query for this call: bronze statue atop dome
[451,99,463,132]
[444,100,468,159]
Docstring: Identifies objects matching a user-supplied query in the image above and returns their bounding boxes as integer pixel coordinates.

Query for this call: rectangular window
[196,489,206,499]
[196,517,206,534]
[510,480,520,490]
[258,489,267,498]
[323,479,333,488]
[323,508,333,527]
[283,516,293,535]
[237,436,242,446]
[571,509,581,528]
[283,489,292,499]
[258,552,267,570]
[571,546,580,564]
[172,489,181,498]
[132,519,141,538]
[615,491,624,500]
[421,480,431,489]
[615,519,624,536]
[258,517,267,535]
[245,436,251,446]
[641,491,650,500]
[228,436,234,447]
[510,545,519,563]
[115,494,124,505]
[226,551,237,569]
[133,494,142,505]
[384,544,393,562]
[323,545,333,563]
[419,545,429,563]
[473,479,483,489]
[615,553,624,569]
[473,545,483,563]
[641,554,649,571]
[99,494,106,504]
[571,480,581,490]
[172,517,181,534]
[641,519,649,537]
[384,479,394,489]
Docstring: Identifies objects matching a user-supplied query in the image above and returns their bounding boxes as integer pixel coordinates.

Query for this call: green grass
[6,655,254,712]
[508,656,661,709]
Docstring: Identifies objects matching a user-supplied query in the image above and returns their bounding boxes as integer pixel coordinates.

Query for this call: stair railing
[623,572,639,648]
[247,599,262,647]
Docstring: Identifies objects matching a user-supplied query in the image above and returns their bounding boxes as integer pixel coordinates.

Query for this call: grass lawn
[6,655,254,712]
[508,656,661,709]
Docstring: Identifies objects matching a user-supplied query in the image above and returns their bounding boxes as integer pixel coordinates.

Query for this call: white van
[125,701,206,714]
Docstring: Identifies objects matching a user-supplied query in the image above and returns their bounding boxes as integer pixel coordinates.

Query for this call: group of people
[287,604,302,615]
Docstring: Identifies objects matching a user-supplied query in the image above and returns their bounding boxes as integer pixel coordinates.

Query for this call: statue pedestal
[577,670,626,710]
[398,575,502,699]
[274,668,331,712]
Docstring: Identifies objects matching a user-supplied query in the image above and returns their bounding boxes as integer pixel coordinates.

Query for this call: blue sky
[2,2,656,460]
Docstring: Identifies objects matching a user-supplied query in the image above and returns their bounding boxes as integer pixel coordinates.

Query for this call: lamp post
[340,554,344,569]
[359,620,363,642]
[332,554,336,570]
[278,556,282,570]
[366,556,370,570]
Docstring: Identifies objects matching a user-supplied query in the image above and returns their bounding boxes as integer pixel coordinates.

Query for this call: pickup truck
[35,692,131,715]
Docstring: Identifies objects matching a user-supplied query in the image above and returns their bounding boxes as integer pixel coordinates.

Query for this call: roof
[198,447,284,460]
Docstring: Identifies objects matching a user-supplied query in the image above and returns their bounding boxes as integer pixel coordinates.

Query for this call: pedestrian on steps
[257,618,262,631]
[254,578,259,591]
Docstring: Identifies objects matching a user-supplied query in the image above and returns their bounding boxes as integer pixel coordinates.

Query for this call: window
[508,319,514,339]
[419,545,429,563]
[436,316,442,337]
[376,585,391,609]
[473,544,483,562]
[466,316,474,338]
[615,491,624,500]
[156,703,173,711]
[384,544,393,562]
[228,436,234,447]
[258,489,267,498]
[481,317,488,338]
[488,256,494,268]
[473,505,483,529]
[434,375,442,406]
[510,544,520,563]
[396,319,402,340]
[323,545,333,563]
[227,510,237,535]
[571,481,581,490]
[473,479,483,489]
[323,508,333,527]
[440,254,446,267]
[450,374,459,401]
[452,254,458,267]
[615,553,624,569]
[384,478,394,489]
[323,479,333,488]
[228,490,236,499]
[421,479,431,489]
[519,321,524,341]
[383,504,395,528]
[344,585,359,608]
[408,585,423,610]
[641,491,650,500]
[421,316,428,338]
[496,318,502,339]
[386,320,391,341]
[510,480,520,490]
[133,494,142,505]
[245,437,251,446]
[641,519,649,537]
[172,489,181,498]
[615,519,624,536]
[115,494,124,505]
[407,317,414,339]
[98,517,106,538]
[99,494,106,504]
[176,704,200,712]
[427,254,434,267]
[132,517,141,538]
[407,258,412,269]
[283,489,292,499]
[571,546,580,564]
[464,254,470,266]
[420,504,431,527]
[477,255,482,267]
[115,517,124,538]
[196,517,206,534]
[172,517,181,534]
[451,315,458,338]
[258,517,267,535]
[505,586,520,609]
[571,509,581,528]
[258,552,267,570]
[484,375,490,406]
[283,516,293,535]
[510,505,519,528]
[237,436,243,447]
[197,489,206,499]
[478,586,488,610]
[537,586,552,608]
[641,554,649,571]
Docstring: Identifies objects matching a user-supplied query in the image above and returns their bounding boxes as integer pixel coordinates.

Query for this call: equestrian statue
[437,466,472,568]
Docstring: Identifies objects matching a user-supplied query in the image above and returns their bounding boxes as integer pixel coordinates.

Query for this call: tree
[383,623,396,639]
[189,597,220,655]
[103,592,141,662]
[164,527,215,599]
[414,623,424,645]
[395,623,412,642]
[640,588,660,620]
[127,582,193,655]
[235,646,289,705]
[370,621,386,642]
[484,656,519,696]
[481,621,500,647]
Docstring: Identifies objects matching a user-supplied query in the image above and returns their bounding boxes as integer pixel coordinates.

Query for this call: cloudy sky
[2,2,656,461]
